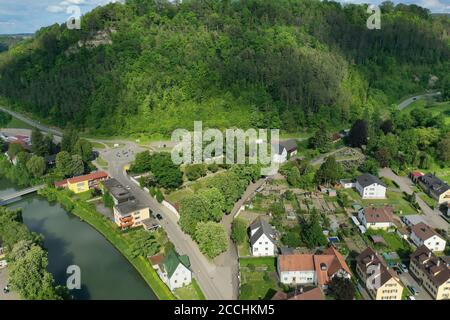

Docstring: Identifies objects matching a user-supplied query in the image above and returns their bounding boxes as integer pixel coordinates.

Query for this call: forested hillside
[0,0,448,137]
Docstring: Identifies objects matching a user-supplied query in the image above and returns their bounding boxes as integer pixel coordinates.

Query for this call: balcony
[120,215,133,222]
[120,220,134,229]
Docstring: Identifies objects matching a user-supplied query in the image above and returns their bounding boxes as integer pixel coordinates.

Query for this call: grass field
[239,257,279,300]
[174,279,206,300]
[4,116,34,130]
[342,188,418,215]
[402,99,450,125]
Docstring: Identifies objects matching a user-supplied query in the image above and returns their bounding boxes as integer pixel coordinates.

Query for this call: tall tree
[348,120,368,148]
[26,155,46,178]
[31,128,47,156]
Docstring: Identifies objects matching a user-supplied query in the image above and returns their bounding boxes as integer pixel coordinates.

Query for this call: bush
[207,163,219,173]
[185,164,207,181]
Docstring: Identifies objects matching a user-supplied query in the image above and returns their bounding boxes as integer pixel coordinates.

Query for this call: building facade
[356,247,403,300]
[355,173,387,199]
[249,218,276,257]
[410,222,446,252]
[410,246,450,300]
[113,200,151,229]
[357,206,394,230]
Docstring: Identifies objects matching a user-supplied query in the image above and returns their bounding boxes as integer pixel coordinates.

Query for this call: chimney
[428,251,432,258]
[371,254,375,261]
[437,260,441,267]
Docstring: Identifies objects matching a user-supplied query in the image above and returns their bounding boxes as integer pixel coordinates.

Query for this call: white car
[408,296,416,300]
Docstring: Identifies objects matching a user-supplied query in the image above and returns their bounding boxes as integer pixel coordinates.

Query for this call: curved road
[397,92,441,110]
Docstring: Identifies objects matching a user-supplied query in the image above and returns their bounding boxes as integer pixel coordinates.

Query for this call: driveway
[379,168,449,231]
[398,271,432,300]
[0,268,19,300]
[397,92,441,110]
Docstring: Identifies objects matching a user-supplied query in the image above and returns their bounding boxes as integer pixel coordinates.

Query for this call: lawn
[4,116,34,130]
[365,229,412,260]
[95,156,109,168]
[165,188,194,205]
[174,279,206,300]
[239,257,279,300]
[91,141,106,149]
[341,189,417,215]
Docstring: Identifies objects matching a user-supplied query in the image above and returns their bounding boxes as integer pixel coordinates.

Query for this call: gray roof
[356,173,386,188]
[115,200,148,216]
[103,178,134,202]
[249,217,276,246]
[419,173,450,196]
[274,139,297,155]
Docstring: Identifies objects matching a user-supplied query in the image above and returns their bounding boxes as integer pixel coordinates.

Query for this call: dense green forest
[0,0,448,137]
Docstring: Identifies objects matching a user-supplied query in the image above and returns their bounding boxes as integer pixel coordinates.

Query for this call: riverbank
[38,187,176,300]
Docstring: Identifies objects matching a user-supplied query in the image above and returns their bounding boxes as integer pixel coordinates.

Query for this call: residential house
[409,246,450,300]
[410,222,446,252]
[357,206,394,230]
[249,217,276,257]
[418,173,450,204]
[54,171,109,194]
[271,286,324,300]
[277,246,351,289]
[113,199,151,230]
[273,139,298,163]
[102,178,134,205]
[356,247,403,300]
[355,173,387,199]
[409,171,424,184]
[150,250,192,291]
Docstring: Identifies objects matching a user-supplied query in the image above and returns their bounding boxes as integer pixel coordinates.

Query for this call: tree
[437,134,450,164]
[74,139,93,162]
[231,218,247,244]
[310,124,332,153]
[7,143,24,159]
[348,120,368,148]
[61,127,79,154]
[70,154,85,176]
[31,128,47,156]
[195,222,228,259]
[9,243,61,300]
[26,155,46,178]
[131,150,152,173]
[185,164,207,181]
[360,158,379,176]
[380,119,393,134]
[56,151,72,177]
[103,191,114,208]
[315,156,343,185]
[282,230,302,247]
[129,230,161,258]
[198,188,225,221]
[328,276,355,300]
[301,213,327,249]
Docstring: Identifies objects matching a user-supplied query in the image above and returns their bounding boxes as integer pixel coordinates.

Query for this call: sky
[0,0,449,34]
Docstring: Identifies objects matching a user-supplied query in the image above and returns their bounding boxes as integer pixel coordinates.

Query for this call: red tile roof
[410,171,424,178]
[54,179,68,188]
[279,246,352,285]
[363,206,394,224]
[67,171,108,184]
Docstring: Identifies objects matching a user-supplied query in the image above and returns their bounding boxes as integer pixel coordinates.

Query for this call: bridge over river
[0,185,45,205]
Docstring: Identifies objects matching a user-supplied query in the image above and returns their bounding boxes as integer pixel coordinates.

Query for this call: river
[0,179,156,300]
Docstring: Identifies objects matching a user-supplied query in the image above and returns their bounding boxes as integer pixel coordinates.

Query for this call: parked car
[408,296,416,300]
[408,286,419,295]
[401,263,409,273]
[156,214,163,220]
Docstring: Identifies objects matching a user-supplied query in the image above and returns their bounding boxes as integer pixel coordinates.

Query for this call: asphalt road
[100,144,236,300]
[379,168,449,232]
[398,271,432,300]
[397,92,441,110]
